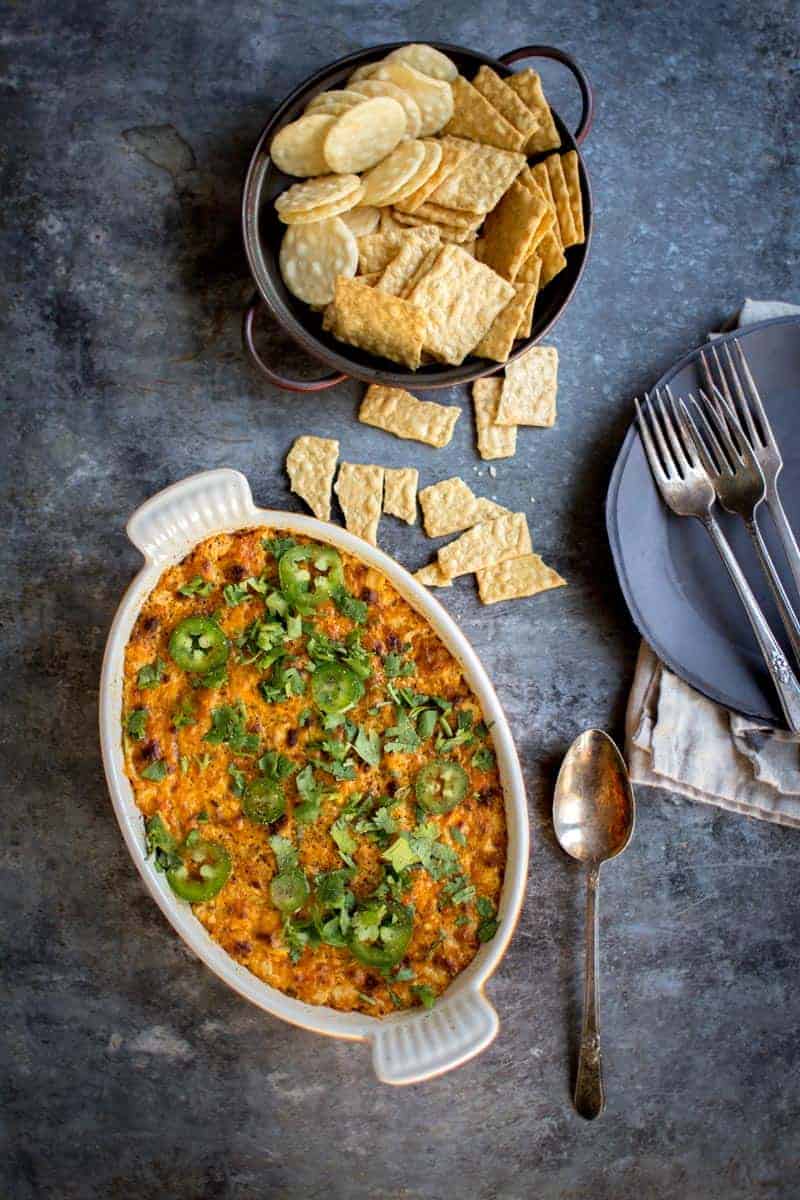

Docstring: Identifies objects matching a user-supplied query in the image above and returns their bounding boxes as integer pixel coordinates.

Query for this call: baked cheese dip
[122,528,506,1016]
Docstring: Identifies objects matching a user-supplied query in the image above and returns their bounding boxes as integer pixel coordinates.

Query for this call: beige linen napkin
[625,298,800,826]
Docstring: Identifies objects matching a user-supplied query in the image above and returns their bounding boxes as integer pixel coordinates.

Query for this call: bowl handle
[498,45,594,144]
[371,988,499,1086]
[242,293,348,393]
[126,469,256,564]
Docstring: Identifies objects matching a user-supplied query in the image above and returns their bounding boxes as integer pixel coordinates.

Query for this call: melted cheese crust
[122,528,506,1016]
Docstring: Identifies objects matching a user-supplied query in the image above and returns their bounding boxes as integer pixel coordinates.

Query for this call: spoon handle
[574,865,606,1119]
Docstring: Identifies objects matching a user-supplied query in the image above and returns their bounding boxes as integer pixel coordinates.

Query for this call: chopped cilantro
[258,750,297,782]
[356,991,377,1006]
[451,827,467,846]
[331,585,367,625]
[298,708,313,727]
[477,919,499,942]
[384,651,415,679]
[416,708,438,739]
[294,763,324,823]
[145,814,179,871]
[411,984,436,1010]
[263,536,296,560]
[172,697,196,729]
[126,708,148,741]
[140,759,168,782]
[476,896,499,942]
[179,755,190,775]
[190,662,228,690]
[352,902,386,944]
[137,658,167,690]
[196,811,209,822]
[228,763,247,797]
[178,575,214,598]
[384,710,420,754]
[450,883,476,906]
[382,835,419,874]
[223,581,251,607]
[393,966,415,982]
[281,918,308,963]
[194,753,213,772]
[203,702,260,755]
[436,709,476,753]
[388,988,404,1008]
[330,817,358,866]
[454,913,471,927]
[353,726,382,767]
[471,746,496,772]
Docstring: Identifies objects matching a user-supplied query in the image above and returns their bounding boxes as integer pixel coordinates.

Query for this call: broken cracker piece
[414,561,453,588]
[480,180,548,281]
[472,65,539,141]
[535,230,567,286]
[419,477,478,538]
[473,282,536,362]
[477,553,566,604]
[334,462,384,545]
[561,150,585,245]
[359,383,460,448]
[437,512,532,579]
[506,69,561,154]
[324,278,425,369]
[472,378,517,460]
[383,467,419,524]
[286,435,339,521]
[495,346,558,427]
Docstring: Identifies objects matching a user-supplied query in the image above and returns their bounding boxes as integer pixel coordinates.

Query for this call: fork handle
[744,518,800,669]
[767,490,800,602]
[702,515,800,732]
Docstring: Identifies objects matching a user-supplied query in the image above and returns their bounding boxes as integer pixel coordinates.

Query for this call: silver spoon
[553,729,636,1120]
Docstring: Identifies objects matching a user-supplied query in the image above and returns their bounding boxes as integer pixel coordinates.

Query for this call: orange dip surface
[122,527,506,1016]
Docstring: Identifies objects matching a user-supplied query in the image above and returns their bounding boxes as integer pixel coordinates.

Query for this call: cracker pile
[271,45,586,367]
[284,433,565,606]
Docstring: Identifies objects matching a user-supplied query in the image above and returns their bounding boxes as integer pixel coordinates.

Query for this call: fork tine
[684,394,726,477]
[732,338,771,446]
[635,396,670,486]
[665,384,697,467]
[703,381,764,473]
[722,342,761,447]
[643,391,679,476]
[697,387,746,468]
[655,387,691,475]
[709,342,735,408]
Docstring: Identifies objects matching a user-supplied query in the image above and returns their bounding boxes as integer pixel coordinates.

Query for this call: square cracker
[473,497,512,521]
[476,553,566,604]
[544,154,578,247]
[515,258,541,338]
[334,462,384,545]
[507,69,561,153]
[376,226,440,295]
[391,210,477,244]
[437,512,532,578]
[406,244,514,365]
[472,65,539,139]
[473,282,536,362]
[428,138,526,215]
[324,278,425,369]
[359,383,460,448]
[383,467,418,524]
[285,435,339,521]
[495,345,558,427]
[535,230,567,286]
[480,180,548,281]
[394,137,474,213]
[414,560,453,588]
[472,378,517,460]
[419,476,479,538]
[561,150,585,244]
[530,161,562,247]
[412,202,484,231]
[357,231,406,274]
[444,76,527,152]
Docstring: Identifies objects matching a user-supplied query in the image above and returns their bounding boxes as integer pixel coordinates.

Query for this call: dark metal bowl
[242,42,594,393]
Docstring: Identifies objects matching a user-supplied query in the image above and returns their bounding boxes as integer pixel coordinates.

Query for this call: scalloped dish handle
[371,989,499,1086]
[126,469,257,565]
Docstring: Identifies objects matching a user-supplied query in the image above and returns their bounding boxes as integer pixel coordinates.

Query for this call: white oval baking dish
[99,469,529,1084]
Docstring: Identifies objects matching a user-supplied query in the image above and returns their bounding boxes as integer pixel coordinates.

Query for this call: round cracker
[372,62,453,136]
[323,97,407,174]
[348,61,381,85]
[349,78,422,139]
[306,89,366,116]
[340,205,380,236]
[279,183,366,225]
[383,44,458,82]
[270,114,337,178]
[275,173,361,216]
[279,217,358,306]
[359,140,426,206]
[379,138,443,205]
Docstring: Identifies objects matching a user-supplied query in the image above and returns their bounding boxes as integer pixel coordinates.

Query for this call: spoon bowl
[553,729,636,1120]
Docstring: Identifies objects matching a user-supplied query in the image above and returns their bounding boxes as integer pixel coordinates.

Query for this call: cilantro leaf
[352,903,386,945]
[145,814,179,871]
[190,662,228,690]
[140,759,168,782]
[384,710,421,754]
[228,763,247,797]
[223,581,251,607]
[411,984,436,1010]
[353,726,382,767]
[330,817,358,866]
[451,827,467,846]
[384,651,415,679]
[477,918,499,942]
[263,536,297,561]
[382,835,419,874]
[126,709,148,740]
[471,746,496,772]
[281,917,308,963]
[294,763,324,823]
[178,575,214,597]
[137,658,167,690]
[172,697,196,729]
[331,585,367,625]
[417,709,437,739]
[258,750,297,782]
[203,702,260,755]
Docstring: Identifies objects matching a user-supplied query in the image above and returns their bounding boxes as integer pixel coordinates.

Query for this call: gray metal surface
[2,1,799,1197]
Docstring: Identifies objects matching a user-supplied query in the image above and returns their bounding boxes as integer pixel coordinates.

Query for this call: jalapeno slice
[169,616,230,675]
[270,868,309,914]
[242,777,286,825]
[166,831,231,902]
[348,902,413,970]
[415,759,469,814]
[311,662,364,714]
[278,544,344,612]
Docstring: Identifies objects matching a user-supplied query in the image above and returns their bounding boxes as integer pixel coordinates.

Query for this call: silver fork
[636,389,800,732]
[700,339,800,598]
[678,383,800,668]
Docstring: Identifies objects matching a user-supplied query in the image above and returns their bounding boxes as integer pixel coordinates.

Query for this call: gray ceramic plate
[606,315,800,726]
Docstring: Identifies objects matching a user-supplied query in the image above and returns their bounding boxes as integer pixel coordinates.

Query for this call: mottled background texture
[2,1,800,1197]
